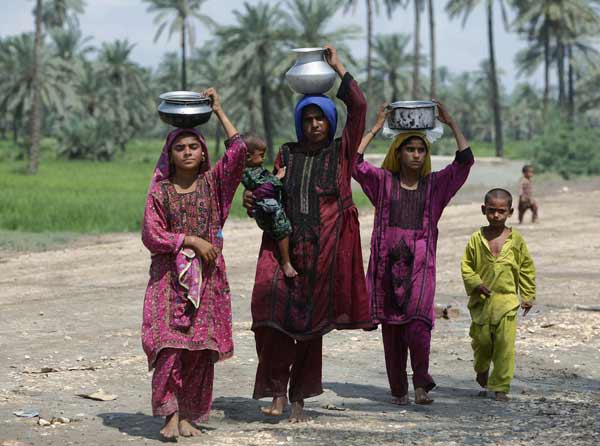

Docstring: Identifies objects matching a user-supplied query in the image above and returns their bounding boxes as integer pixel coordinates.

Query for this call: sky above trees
[1,0,559,90]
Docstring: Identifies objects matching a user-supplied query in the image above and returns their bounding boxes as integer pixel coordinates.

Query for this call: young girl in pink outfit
[141,88,246,440]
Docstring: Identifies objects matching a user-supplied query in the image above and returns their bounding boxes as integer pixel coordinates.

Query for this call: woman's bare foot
[160,412,179,440]
[260,396,288,416]
[476,370,489,388]
[414,387,434,405]
[391,395,409,405]
[495,392,509,402]
[288,400,310,422]
[179,419,203,437]
[282,262,298,278]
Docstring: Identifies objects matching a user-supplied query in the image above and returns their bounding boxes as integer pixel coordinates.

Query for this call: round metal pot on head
[387,100,437,130]
[285,47,337,95]
[157,91,213,128]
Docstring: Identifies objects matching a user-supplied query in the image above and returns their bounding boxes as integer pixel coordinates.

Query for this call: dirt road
[1,184,599,445]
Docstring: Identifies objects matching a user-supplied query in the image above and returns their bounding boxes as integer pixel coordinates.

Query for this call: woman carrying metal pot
[353,101,474,405]
[243,45,372,422]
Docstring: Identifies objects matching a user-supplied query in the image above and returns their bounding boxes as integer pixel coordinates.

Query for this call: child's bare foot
[179,418,203,437]
[160,412,179,440]
[476,370,489,388]
[391,395,409,405]
[260,396,287,416]
[288,400,310,422]
[495,392,509,402]
[282,262,298,278]
[477,390,488,397]
[415,387,433,405]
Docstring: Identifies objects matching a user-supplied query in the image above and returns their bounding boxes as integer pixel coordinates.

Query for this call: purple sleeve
[337,73,367,161]
[352,153,384,206]
[211,134,247,224]
[141,192,185,254]
[433,148,474,209]
[253,182,277,201]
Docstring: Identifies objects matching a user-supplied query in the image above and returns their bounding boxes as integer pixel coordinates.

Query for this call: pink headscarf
[148,128,210,322]
[148,127,210,194]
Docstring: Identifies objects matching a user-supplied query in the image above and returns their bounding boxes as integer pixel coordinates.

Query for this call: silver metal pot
[157,91,212,128]
[387,100,437,130]
[285,48,337,95]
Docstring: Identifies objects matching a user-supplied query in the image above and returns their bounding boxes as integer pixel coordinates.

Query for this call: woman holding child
[353,101,474,405]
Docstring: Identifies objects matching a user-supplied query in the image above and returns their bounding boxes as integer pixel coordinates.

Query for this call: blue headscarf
[294,94,338,143]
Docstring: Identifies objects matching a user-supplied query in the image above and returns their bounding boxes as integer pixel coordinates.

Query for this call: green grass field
[0,135,530,246]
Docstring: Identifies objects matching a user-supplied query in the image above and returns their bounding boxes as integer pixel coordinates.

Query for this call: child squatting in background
[241,135,297,278]
[461,188,536,401]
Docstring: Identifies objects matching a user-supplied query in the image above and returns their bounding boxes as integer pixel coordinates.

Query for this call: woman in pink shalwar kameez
[141,89,246,439]
[353,101,473,406]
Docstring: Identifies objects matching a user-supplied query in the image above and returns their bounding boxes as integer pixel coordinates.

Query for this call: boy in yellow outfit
[461,188,536,401]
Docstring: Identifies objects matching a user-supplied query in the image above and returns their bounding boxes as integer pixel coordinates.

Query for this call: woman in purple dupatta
[352,101,474,405]
[141,89,246,439]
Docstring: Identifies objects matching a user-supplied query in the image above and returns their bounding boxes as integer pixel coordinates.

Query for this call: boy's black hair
[242,132,267,154]
[522,164,532,173]
[484,188,513,208]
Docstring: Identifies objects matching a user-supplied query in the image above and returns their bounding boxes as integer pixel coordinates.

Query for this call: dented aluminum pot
[387,100,437,130]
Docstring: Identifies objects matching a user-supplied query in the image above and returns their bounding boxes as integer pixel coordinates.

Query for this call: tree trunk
[366,0,373,102]
[412,0,421,98]
[259,69,274,163]
[487,0,503,158]
[390,71,399,102]
[543,24,550,116]
[557,36,565,107]
[181,20,187,90]
[567,43,575,122]
[28,0,43,174]
[428,0,436,98]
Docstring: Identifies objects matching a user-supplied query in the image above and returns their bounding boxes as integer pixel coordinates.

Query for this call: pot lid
[159,91,209,104]
[389,100,436,109]
[292,47,325,53]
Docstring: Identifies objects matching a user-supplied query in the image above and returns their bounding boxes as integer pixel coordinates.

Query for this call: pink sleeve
[141,192,185,254]
[352,153,384,206]
[212,134,247,223]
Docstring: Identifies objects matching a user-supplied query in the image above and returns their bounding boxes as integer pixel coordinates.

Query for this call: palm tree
[342,0,402,101]
[0,33,73,144]
[41,0,86,28]
[512,0,600,115]
[217,2,294,162]
[287,0,360,52]
[29,0,43,174]
[143,0,215,91]
[96,40,151,152]
[371,33,412,101]
[446,0,510,157]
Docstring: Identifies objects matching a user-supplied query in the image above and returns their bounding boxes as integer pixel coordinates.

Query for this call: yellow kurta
[461,228,536,325]
[461,228,536,393]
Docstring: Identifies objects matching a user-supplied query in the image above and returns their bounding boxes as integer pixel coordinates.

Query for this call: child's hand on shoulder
[521,301,533,316]
[275,166,286,180]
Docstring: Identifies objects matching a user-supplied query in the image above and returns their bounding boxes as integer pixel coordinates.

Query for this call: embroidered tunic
[141,135,246,369]
[250,74,372,339]
[352,149,474,327]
